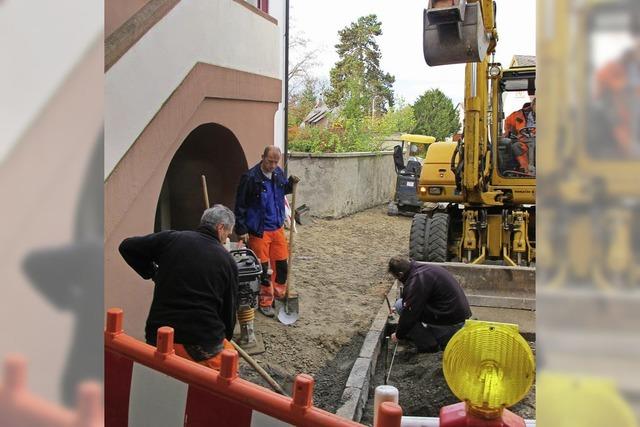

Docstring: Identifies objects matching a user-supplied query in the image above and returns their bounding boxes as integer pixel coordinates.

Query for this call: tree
[412,89,461,141]
[288,77,319,127]
[288,24,320,95]
[325,14,395,116]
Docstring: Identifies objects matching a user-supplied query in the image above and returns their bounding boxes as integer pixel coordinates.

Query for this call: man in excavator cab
[503,97,536,176]
[594,33,640,157]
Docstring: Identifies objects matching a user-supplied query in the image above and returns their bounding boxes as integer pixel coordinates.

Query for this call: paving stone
[345,357,371,390]
[336,386,362,421]
[359,329,383,359]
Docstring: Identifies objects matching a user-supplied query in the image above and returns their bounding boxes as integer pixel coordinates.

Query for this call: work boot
[258,305,275,318]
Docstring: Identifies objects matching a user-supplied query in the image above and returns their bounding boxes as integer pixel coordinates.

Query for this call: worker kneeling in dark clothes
[388,256,471,353]
[118,204,238,370]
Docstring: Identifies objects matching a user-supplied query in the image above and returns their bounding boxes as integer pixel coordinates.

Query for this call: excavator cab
[497,67,537,178]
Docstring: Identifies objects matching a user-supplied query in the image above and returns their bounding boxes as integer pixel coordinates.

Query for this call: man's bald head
[261,145,281,174]
[263,146,281,157]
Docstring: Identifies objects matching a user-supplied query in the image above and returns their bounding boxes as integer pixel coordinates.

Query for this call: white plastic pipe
[373,385,399,427]
[401,416,439,427]
[400,416,536,427]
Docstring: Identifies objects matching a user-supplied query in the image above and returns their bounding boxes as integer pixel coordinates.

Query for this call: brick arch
[154,122,248,232]
[105,63,281,338]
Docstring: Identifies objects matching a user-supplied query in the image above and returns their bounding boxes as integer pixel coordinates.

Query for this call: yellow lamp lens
[443,320,535,413]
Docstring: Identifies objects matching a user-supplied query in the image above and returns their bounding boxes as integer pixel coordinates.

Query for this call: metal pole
[283,0,290,175]
[383,336,389,385]
[385,342,399,385]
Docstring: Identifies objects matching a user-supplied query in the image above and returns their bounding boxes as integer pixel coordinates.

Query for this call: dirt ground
[238,206,411,408]
[237,206,536,422]
[360,342,536,426]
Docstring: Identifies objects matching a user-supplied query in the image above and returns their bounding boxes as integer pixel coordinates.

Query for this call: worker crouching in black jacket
[388,256,471,353]
[118,205,238,370]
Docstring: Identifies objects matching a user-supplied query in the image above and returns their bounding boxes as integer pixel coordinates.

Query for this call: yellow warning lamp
[442,320,535,423]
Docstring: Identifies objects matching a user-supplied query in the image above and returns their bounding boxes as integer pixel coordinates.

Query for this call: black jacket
[118,226,238,346]
[395,262,471,339]
[234,163,294,237]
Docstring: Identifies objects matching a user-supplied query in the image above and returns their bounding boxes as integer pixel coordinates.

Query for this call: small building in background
[300,101,333,128]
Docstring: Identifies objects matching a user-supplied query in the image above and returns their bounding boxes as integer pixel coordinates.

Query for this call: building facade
[105,0,286,338]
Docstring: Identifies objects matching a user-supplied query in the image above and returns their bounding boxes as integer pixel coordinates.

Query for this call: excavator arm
[423,0,502,204]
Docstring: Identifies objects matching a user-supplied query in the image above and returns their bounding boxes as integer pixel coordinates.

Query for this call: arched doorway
[154,123,248,231]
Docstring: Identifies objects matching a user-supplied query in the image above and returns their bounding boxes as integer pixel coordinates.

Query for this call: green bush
[288,105,416,154]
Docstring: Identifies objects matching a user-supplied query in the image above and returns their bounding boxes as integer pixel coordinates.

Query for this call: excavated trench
[234,207,536,423]
[359,332,537,426]
[235,207,412,411]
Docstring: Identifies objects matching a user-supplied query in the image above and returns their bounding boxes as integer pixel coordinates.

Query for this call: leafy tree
[412,89,460,141]
[325,14,395,116]
[288,24,320,94]
[288,78,319,127]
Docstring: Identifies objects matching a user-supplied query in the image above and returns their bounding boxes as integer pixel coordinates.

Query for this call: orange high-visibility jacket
[596,55,640,153]
[503,108,535,170]
[503,109,535,139]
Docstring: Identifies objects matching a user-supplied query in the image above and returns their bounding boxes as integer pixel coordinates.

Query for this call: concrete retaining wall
[287,151,396,218]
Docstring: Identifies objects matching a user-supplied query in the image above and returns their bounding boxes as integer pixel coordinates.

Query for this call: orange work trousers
[249,227,289,307]
[174,339,235,371]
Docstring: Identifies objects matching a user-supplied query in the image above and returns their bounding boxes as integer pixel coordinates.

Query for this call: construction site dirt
[237,206,536,421]
[238,206,411,410]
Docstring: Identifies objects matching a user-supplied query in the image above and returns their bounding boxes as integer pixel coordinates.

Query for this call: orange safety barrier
[105,308,403,427]
[0,355,103,427]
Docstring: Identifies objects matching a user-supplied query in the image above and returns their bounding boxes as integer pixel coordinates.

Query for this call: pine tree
[325,15,395,117]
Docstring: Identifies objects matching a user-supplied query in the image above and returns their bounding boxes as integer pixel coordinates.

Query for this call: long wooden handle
[230,340,288,396]
[286,182,297,294]
[201,175,210,209]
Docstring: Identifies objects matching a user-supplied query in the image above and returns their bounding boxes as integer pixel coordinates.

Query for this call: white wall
[271,0,287,153]
[105,0,281,178]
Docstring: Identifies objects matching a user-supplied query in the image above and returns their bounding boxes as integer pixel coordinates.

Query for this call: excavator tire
[409,214,429,261]
[426,212,449,262]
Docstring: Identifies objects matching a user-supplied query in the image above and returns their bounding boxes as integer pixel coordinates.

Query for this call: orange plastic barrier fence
[105,308,403,427]
[0,355,103,427]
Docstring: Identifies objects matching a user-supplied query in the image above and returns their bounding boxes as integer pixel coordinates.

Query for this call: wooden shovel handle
[230,340,288,396]
[286,182,297,294]
[201,175,210,209]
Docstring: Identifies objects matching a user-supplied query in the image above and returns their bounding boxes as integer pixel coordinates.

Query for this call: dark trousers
[406,321,464,353]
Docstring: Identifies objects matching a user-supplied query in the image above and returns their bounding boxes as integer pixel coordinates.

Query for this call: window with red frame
[259,0,269,13]
[245,0,269,14]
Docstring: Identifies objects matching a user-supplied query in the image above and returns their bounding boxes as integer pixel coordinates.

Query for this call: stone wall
[287,151,396,218]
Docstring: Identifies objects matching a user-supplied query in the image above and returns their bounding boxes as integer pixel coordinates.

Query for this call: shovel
[277,182,299,325]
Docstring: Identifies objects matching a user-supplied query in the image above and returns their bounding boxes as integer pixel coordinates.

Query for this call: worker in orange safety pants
[234,146,299,318]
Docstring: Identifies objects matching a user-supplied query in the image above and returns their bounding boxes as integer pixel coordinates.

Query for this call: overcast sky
[290,0,536,106]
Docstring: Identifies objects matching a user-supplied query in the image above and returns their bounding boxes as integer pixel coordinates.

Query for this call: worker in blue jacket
[234,146,299,317]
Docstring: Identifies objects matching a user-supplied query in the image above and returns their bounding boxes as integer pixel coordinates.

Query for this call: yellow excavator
[409,0,536,267]
[538,0,640,289]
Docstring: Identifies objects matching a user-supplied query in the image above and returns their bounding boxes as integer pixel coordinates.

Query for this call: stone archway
[154,123,247,232]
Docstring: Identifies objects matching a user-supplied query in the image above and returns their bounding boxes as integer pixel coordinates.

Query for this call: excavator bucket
[423,0,490,66]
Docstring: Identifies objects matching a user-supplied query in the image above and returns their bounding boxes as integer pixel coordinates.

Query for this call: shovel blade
[276,296,299,325]
[277,307,299,325]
